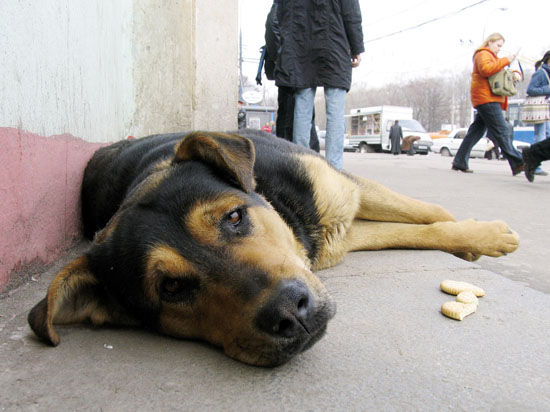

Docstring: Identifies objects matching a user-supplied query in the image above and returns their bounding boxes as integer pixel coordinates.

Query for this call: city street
[1,151,549,411]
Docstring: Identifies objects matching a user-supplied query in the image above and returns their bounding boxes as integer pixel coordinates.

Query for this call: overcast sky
[239,0,550,91]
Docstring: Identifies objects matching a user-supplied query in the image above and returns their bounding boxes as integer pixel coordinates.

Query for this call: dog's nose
[256,280,314,338]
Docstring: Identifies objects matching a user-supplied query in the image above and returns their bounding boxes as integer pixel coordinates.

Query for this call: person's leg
[408,138,416,155]
[528,138,550,160]
[479,103,523,173]
[276,86,288,140]
[452,111,486,171]
[324,87,347,169]
[537,121,550,174]
[533,122,545,143]
[532,122,546,173]
[390,136,397,154]
[285,89,296,140]
[523,138,550,182]
[276,86,295,141]
[293,88,316,148]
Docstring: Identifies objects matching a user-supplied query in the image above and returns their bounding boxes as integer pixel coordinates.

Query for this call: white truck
[346,105,432,154]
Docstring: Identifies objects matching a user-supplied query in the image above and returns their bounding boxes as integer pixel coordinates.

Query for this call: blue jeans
[453,102,523,171]
[533,122,550,143]
[294,87,347,169]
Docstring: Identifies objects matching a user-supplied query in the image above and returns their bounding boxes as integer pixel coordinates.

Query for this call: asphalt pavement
[1,152,549,411]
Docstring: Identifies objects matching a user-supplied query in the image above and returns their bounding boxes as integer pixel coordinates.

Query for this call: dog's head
[28,132,336,366]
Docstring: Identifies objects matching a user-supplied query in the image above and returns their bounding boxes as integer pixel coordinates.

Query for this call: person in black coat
[389,120,403,155]
[274,0,364,169]
[260,2,319,152]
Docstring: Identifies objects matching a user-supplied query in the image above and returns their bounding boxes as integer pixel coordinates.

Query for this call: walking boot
[523,148,540,183]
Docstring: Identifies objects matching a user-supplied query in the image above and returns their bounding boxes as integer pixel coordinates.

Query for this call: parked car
[431,128,529,158]
[431,128,481,157]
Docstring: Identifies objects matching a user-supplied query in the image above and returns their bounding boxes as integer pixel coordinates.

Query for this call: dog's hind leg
[342,219,519,260]
[352,176,456,224]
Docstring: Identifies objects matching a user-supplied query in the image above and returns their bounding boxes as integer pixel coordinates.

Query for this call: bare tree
[398,77,451,131]
[448,69,472,128]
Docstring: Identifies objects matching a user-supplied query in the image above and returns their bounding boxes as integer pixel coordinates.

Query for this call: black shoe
[452,165,473,173]
[512,164,524,176]
[523,149,539,182]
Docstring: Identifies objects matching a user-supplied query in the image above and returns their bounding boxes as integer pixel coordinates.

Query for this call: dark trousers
[276,86,320,152]
[528,137,550,163]
[276,86,295,142]
[453,102,523,171]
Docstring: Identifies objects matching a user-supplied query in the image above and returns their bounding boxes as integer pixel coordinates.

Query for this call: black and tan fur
[28,130,519,366]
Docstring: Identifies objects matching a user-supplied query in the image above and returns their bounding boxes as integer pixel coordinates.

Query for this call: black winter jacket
[264,3,280,80]
[274,0,364,91]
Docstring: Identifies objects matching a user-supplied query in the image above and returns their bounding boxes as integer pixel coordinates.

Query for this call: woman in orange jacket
[452,33,524,175]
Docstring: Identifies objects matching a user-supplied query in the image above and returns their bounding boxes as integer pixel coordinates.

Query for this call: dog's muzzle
[253,279,336,366]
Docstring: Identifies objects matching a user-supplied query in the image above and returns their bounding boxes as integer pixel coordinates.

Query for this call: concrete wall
[1,1,135,143]
[0,0,238,291]
[0,129,105,290]
[132,0,238,133]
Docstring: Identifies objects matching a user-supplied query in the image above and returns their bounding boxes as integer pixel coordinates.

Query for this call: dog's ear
[173,131,256,193]
[28,255,134,346]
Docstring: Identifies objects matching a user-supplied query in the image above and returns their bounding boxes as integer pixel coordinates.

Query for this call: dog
[28,130,519,366]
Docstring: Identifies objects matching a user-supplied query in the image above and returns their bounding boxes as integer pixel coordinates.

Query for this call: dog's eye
[220,207,250,239]
[163,278,181,293]
[160,277,200,304]
[226,209,242,226]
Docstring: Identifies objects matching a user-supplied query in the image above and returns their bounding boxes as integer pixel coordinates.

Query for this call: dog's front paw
[460,219,519,257]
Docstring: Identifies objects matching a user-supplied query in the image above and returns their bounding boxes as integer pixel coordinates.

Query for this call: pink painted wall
[0,128,106,291]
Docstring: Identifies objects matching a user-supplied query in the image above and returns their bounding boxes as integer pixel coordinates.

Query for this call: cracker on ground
[440,280,485,297]
[441,301,477,321]
[456,290,479,305]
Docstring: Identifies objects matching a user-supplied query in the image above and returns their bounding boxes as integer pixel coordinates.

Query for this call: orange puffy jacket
[470,47,511,110]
